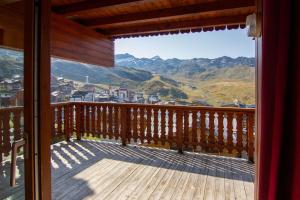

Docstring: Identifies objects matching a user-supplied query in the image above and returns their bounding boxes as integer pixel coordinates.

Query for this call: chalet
[0,79,22,91]
[0,0,299,199]
[148,94,160,104]
[70,90,89,102]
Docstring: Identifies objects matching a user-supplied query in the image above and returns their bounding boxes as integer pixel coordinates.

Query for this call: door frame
[24,0,52,199]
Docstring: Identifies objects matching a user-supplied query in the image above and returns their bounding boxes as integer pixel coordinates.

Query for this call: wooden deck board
[0,140,254,200]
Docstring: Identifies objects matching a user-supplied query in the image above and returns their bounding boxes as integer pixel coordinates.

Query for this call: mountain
[0,49,255,105]
[0,49,23,80]
[115,53,255,80]
[51,59,153,89]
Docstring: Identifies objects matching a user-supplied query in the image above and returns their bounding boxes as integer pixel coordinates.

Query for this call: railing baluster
[80,105,85,139]
[50,106,55,138]
[97,106,102,137]
[236,112,243,156]
[69,104,74,139]
[146,108,152,144]
[114,106,119,140]
[0,110,3,162]
[248,113,255,162]
[13,109,22,141]
[161,108,166,145]
[200,111,207,150]
[139,107,145,143]
[103,106,107,138]
[64,105,70,141]
[227,112,234,154]
[76,104,81,140]
[208,111,215,151]
[108,106,113,139]
[121,106,127,146]
[91,105,96,137]
[176,110,183,153]
[192,110,197,150]
[2,111,11,157]
[168,109,174,146]
[86,105,91,137]
[133,107,138,142]
[218,112,224,153]
[57,106,62,135]
[183,110,189,148]
[153,108,159,145]
[127,107,132,142]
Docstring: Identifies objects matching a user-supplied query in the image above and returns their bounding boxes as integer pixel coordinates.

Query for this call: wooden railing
[0,107,23,163]
[0,102,255,162]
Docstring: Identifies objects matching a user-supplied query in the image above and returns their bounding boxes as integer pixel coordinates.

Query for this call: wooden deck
[1,140,254,200]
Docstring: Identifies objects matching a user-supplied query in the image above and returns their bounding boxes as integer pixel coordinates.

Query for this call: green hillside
[138,75,188,100]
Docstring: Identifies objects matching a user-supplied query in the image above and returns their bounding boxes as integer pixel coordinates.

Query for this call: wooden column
[0,29,3,45]
[24,0,52,199]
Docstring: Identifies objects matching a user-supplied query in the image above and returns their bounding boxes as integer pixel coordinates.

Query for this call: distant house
[95,94,111,102]
[70,91,89,102]
[118,88,129,102]
[0,93,12,107]
[148,94,160,104]
[0,91,23,107]
[58,83,74,95]
[0,79,22,91]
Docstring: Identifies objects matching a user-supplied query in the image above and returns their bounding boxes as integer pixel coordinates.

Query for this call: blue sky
[115,29,255,59]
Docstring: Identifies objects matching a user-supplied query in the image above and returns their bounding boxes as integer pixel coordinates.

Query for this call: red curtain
[259,0,300,199]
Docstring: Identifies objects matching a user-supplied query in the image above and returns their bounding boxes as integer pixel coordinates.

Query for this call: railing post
[121,106,127,146]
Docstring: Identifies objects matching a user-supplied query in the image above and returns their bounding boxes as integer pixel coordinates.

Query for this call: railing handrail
[0,102,255,113]
[0,106,23,111]
[67,101,255,113]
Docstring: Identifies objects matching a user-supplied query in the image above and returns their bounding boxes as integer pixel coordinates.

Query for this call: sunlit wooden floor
[1,140,254,200]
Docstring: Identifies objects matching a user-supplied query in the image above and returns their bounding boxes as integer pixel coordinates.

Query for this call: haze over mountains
[0,49,255,106]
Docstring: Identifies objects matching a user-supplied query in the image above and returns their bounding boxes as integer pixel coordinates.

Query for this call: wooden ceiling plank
[52,0,143,16]
[82,0,254,28]
[106,14,247,37]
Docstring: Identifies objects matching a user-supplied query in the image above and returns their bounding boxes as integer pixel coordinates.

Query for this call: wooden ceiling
[2,0,255,39]
[51,0,256,39]
[0,0,256,66]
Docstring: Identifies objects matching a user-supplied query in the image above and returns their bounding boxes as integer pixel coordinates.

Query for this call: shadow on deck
[1,140,254,200]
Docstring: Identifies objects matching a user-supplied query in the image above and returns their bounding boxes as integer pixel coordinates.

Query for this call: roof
[51,0,255,39]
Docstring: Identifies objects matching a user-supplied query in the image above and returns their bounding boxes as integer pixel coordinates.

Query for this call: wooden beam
[0,0,21,6]
[0,5,114,67]
[51,14,114,67]
[0,29,3,45]
[104,14,248,37]
[52,0,142,16]
[83,0,254,28]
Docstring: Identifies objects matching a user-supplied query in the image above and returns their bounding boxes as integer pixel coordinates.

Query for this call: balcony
[0,102,255,199]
